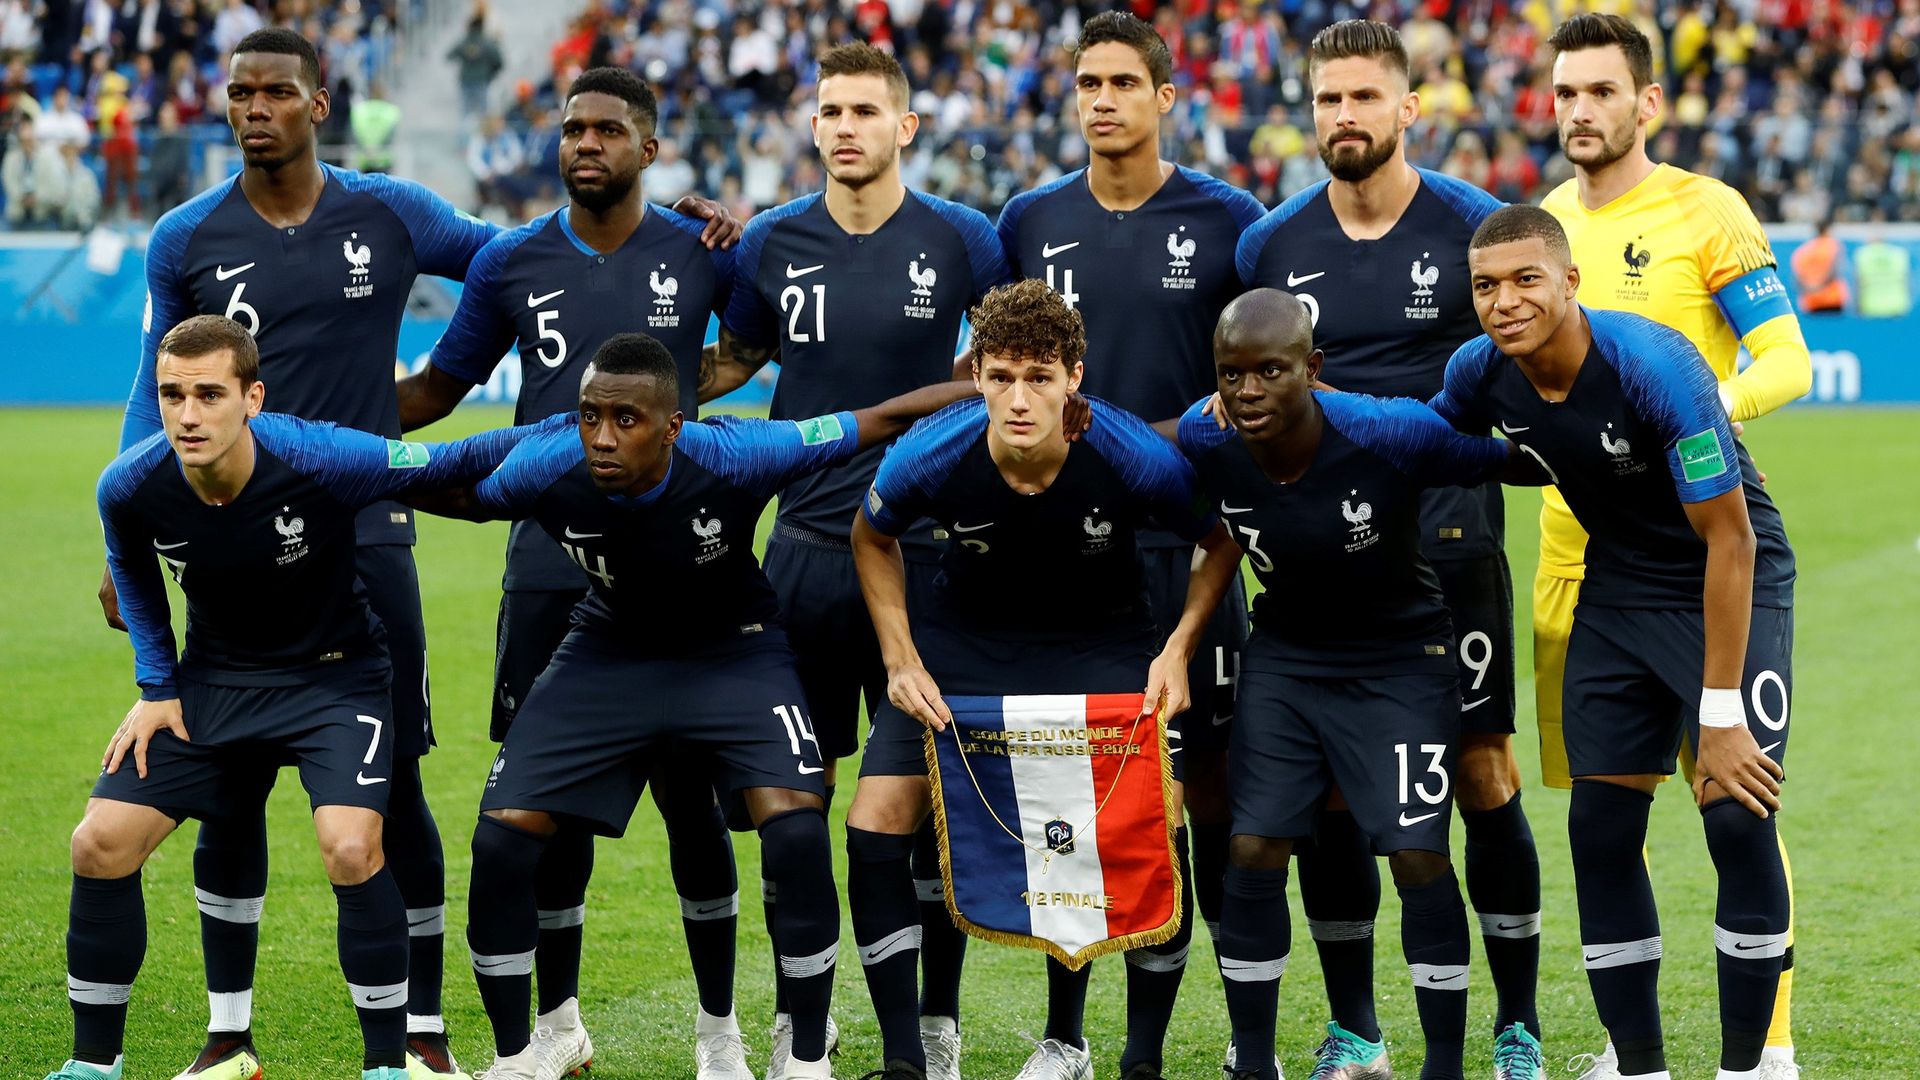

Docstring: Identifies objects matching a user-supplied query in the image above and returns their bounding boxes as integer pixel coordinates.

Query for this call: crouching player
[419,333,979,1080]
[1431,206,1794,1080]
[1175,290,1540,1080]
[846,280,1239,1080]
[54,315,550,1080]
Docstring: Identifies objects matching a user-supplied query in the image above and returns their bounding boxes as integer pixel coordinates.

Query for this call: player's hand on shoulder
[1200,391,1229,430]
[887,664,953,732]
[1694,723,1784,817]
[1063,392,1092,443]
[1141,651,1190,721]
[104,697,188,780]
[97,565,126,633]
[674,194,744,250]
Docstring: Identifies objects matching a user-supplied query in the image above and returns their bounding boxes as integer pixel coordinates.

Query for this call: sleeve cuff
[140,682,178,702]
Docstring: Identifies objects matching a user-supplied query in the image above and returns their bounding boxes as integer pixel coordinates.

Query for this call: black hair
[1075,11,1174,88]
[584,333,679,402]
[232,27,322,92]
[1548,14,1655,91]
[567,66,660,131]
[1308,20,1409,80]
[1469,204,1572,264]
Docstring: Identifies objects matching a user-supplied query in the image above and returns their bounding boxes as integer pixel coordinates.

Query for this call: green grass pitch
[1,405,1915,1078]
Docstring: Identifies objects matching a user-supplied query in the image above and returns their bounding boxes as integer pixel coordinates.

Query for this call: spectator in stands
[1853,212,1913,317]
[58,140,100,229]
[1780,168,1833,225]
[117,0,184,60]
[36,86,90,152]
[648,137,696,204]
[352,80,401,173]
[0,0,37,55]
[1791,218,1851,314]
[448,10,504,120]
[3,119,65,228]
[1488,129,1540,203]
[148,100,192,213]
[1442,130,1491,191]
[467,111,525,217]
[212,0,265,59]
[166,49,207,123]
[97,70,139,220]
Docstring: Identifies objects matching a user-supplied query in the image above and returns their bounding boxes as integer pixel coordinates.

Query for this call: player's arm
[410,425,579,524]
[851,510,951,732]
[396,365,478,431]
[697,324,778,404]
[671,194,745,250]
[1682,488,1781,817]
[399,232,524,430]
[270,413,567,509]
[1699,186,1813,420]
[1143,521,1239,720]
[96,474,189,779]
[849,380,979,450]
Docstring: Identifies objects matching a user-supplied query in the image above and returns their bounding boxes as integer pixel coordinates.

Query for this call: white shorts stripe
[1308,918,1374,942]
[194,888,265,925]
[1218,953,1289,983]
[67,975,132,1005]
[679,893,739,921]
[1478,912,1541,939]
[1582,936,1663,970]
[406,905,445,937]
[780,941,840,979]
[348,979,409,1009]
[1125,942,1190,972]
[1714,925,1789,959]
[914,877,944,903]
[1409,963,1470,990]
[857,925,921,967]
[536,904,586,930]
[470,948,536,977]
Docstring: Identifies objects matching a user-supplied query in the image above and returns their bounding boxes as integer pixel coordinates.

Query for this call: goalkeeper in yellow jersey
[1539,14,1811,1080]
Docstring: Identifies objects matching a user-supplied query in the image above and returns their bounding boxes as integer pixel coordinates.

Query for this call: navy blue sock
[68,871,145,1066]
[383,756,446,1029]
[767,782,834,1016]
[1190,819,1230,946]
[1397,869,1470,1080]
[335,868,409,1067]
[913,819,965,1022]
[762,809,839,1063]
[192,812,267,1034]
[532,827,594,1015]
[1044,956,1090,1046]
[468,815,548,1057]
[1299,809,1381,1041]
[1701,797,1788,1073]
[1121,826,1193,1072]
[848,826,924,1069]
[1570,781,1664,1076]
[1219,863,1291,1080]
[1463,792,1541,1041]
[664,797,737,1019]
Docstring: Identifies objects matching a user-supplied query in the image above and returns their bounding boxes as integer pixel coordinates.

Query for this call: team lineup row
[57,10,1812,1080]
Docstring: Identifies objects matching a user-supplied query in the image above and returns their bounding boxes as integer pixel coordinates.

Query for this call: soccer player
[417,332,980,1080]
[1432,205,1794,1080]
[1233,20,1543,1077]
[991,17,1263,1074]
[51,314,547,1080]
[704,41,1010,1078]
[1537,18,1812,1076]
[1180,289,1532,1080]
[392,66,747,1080]
[848,280,1239,1080]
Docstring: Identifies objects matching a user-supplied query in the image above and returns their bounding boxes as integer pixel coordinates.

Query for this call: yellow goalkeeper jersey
[1535,164,1808,577]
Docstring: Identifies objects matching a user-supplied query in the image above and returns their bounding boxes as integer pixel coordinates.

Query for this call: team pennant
[926,693,1180,969]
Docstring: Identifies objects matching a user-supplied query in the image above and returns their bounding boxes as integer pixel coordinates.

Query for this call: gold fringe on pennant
[923,693,1184,971]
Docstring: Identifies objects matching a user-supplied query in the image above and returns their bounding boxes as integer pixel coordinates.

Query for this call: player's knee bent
[743,786,824,829]
[845,775,929,835]
[316,820,386,885]
[70,816,147,879]
[1456,734,1521,812]
[482,806,560,838]
[1386,848,1451,888]
[1228,833,1291,870]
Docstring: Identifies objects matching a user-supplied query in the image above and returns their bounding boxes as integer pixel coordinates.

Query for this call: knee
[744,786,824,830]
[844,779,926,835]
[318,824,385,885]
[71,817,143,879]
[1456,737,1521,812]
[1228,833,1291,870]
[482,807,558,839]
[1387,848,1451,888]
[759,806,830,876]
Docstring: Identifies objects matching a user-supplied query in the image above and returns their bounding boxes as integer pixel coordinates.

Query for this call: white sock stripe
[1714,925,1790,959]
[914,877,945,903]
[67,975,132,1005]
[470,947,536,976]
[1478,912,1541,939]
[761,878,778,903]
[406,906,445,936]
[536,904,586,930]
[407,1013,446,1035]
[193,888,265,925]
[1218,953,1289,983]
[679,893,739,921]
[1307,918,1375,942]
[1582,936,1663,969]
[1125,942,1190,972]
[348,980,409,1009]
[207,989,252,1032]
[780,941,841,978]
[1409,962,1470,990]
[857,925,922,966]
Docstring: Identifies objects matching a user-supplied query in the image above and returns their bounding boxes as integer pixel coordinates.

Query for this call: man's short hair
[158,315,261,386]
[586,333,679,402]
[1547,13,1655,91]
[232,27,322,92]
[969,279,1087,370]
[1074,11,1174,88]
[1308,20,1409,81]
[567,66,659,131]
[1470,204,1573,265]
[816,42,911,110]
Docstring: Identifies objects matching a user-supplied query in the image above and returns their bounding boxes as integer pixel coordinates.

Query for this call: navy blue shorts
[1140,544,1250,758]
[491,587,585,742]
[1562,603,1793,779]
[357,544,431,757]
[481,626,825,837]
[92,663,395,820]
[1432,552,1517,736]
[861,616,1159,779]
[1232,636,1461,854]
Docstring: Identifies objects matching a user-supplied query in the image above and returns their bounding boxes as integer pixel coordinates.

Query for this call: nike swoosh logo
[1426,973,1464,984]
[1219,504,1252,514]
[215,263,255,280]
[1462,696,1491,711]
[1585,950,1623,963]
[693,903,732,917]
[407,915,438,928]
[952,522,993,532]
[1041,241,1081,258]
[355,772,388,786]
[786,263,824,279]
[473,958,516,970]
[1499,421,1530,434]
[797,764,824,775]
[1734,941,1768,951]
[1285,270,1325,287]
[1211,712,1232,727]
[1495,921,1528,931]
[1759,741,1782,754]
[527,288,565,307]
[366,989,403,1003]
[153,540,189,551]
[1398,811,1439,827]
[563,527,602,539]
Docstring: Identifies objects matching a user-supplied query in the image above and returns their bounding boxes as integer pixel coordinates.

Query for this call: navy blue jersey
[721,190,1010,541]
[1177,392,1508,674]
[1236,169,1506,562]
[428,204,736,591]
[471,412,861,653]
[863,397,1215,639]
[99,414,550,699]
[1430,307,1795,610]
[994,166,1265,425]
[124,164,499,544]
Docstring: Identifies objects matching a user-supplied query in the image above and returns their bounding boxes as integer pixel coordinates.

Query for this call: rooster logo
[1601,427,1633,457]
[649,265,678,308]
[343,232,371,277]
[1341,495,1373,533]
[1167,226,1196,272]
[691,513,723,544]
[909,255,937,299]
[1083,516,1112,539]
[274,510,306,546]
[1410,253,1440,298]
[1623,240,1651,279]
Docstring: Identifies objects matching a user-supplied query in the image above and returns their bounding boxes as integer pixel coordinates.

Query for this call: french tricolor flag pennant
[926,693,1181,970]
